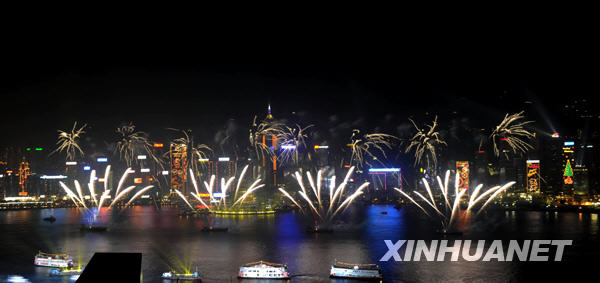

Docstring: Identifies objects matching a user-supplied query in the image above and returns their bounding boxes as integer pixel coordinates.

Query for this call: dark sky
[1,32,598,149]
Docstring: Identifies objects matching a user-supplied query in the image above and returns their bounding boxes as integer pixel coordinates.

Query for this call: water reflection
[0,206,599,282]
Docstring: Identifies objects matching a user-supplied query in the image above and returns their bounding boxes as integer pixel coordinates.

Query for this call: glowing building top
[265,104,274,120]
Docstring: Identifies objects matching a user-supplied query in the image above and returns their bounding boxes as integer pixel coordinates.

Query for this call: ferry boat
[238,261,290,279]
[161,271,202,281]
[34,251,73,268]
[330,261,382,280]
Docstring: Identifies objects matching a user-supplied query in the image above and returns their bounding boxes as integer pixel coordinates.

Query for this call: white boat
[33,251,73,268]
[238,261,290,279]
[161,267,202,281]
[330,261,382,280]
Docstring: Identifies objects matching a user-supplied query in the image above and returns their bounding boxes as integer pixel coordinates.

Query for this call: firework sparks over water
[395,170,515,231]
[181,165,265,213]
[348,129,398,169]
[52,121,86,161]
[490,111,535,158]
[279,166,369,223]
[405,116,446,169]
[58,166,154,214]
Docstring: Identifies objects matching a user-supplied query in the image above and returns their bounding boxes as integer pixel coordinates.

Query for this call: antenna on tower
[266,103,274,120]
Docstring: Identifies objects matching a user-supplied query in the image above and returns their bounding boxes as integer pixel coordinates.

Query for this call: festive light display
[456,161,469,190]
[526,160,540,193]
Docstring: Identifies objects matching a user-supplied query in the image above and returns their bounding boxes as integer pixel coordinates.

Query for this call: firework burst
[278,124,314,165]
[52,122,86,161]
[348,129,398,168]
[166,128,213,175]
[490,111,535,158]
[405,116,446,169]
[115,123,164,169]
[395,170,515,231]
[279,166,369,223]
[248,115,287,163]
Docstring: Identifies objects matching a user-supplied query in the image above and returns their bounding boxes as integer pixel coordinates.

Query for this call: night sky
[1,37,598,151]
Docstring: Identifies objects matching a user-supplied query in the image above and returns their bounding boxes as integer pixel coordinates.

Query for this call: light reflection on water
[0,206,598,282]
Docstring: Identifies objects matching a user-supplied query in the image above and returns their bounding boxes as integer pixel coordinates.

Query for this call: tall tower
[562,141,575,194]
[170,144,188,194]
[18,161,30,196]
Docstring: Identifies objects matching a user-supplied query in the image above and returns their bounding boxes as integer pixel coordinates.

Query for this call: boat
[306,225,333,233]
[161,270,202,281]
[436,229,463,236]
[80,224,107,232]
[330,261,382,280]
[49,266,84,276]
[201,226,228,232]
[381,211,388,215]
[34,251,73,268]
[42,216,56,223]
[238,261,290,279]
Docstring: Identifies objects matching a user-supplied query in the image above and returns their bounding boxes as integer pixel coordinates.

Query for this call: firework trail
[490,111,535,158]
[234,165,249,200]
[125,185,154,206]
[52,122,86,161]
[109,186,136,208]
[395,170,515,231]
[74,180,87,209]
[88,170,98,206]
[231,183,265,207]
[405,116,446,169]
[103,165,111,192]
[348,129,398,169]
[174,189,196,211]
[278,188,304,213]
[97,190,110,212]
[190,192,212,212]
[219,177,235,207]
[279,166,369,223]
[115,168,132,196]
[59,181,83,207]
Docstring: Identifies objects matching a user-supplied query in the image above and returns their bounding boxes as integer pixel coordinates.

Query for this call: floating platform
[201,226,228,232]
[80,224,107,232]
[42,216,56,223]
[306,226,334,233]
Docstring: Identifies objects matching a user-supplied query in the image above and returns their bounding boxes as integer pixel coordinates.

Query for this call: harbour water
[0,205,598,282]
